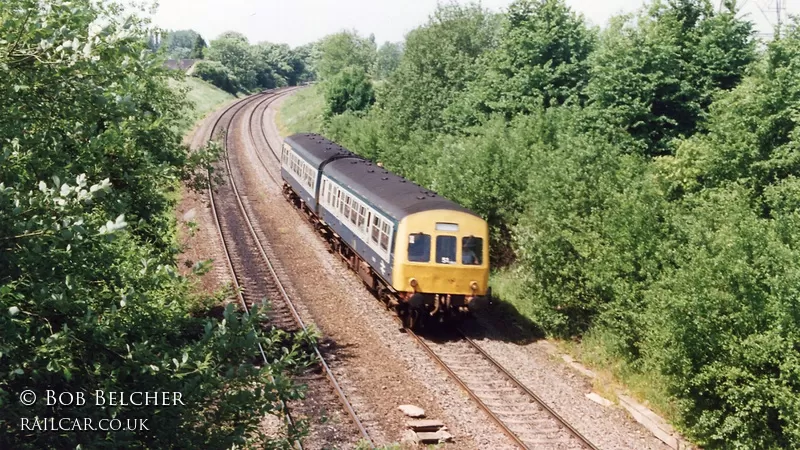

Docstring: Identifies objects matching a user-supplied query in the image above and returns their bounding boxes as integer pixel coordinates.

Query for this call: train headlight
[470,281,478,292]
[410,278,418,288]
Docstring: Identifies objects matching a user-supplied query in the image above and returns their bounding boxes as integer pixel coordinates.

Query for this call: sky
[152,0,796,47]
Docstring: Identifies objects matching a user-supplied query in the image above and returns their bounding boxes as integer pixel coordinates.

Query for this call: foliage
[374,41,403,80]
[315,31,376,80]
[463,0,596,122]
[0,0,313,447]
[206,33,258,90]
[586,0,756,156]
[663,21,800,201]
[644,185,800,448]
[253,42,306,88]
[190,33,206,59]
[160,29,205,59]
[205,32,313,92]
[380,3,501,134]
[323,67,375,117]
[193,60,241,94]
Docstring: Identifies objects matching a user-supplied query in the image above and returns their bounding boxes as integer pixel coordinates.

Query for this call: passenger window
[357,206,366,230]
[407,233,430,262]
[380,223,390,251]
[371,216,380,244]
[461,236,483,265]
[436,236,457,264]
[350,201,359,224]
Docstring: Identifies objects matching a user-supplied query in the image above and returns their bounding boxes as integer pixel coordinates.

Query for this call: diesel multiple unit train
[280,133,491,328]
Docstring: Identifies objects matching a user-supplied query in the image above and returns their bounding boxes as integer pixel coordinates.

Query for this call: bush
[0,1,313,448]
[644,186,800,448]
[323,66,375,117]
[192,60,241,94]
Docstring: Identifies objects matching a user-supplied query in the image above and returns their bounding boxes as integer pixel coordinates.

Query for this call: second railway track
[204,90,372,449]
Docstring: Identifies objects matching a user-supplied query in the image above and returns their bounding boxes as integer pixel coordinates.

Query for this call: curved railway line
[240,90,600,450]
[201,90,372,449]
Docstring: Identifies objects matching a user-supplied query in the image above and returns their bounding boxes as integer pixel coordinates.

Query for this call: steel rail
[210,89,373,447]
[404,325,599,450]
[205,92,305,450]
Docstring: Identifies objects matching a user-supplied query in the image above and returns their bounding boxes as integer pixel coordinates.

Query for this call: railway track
[203,90,372,448]
[407,326,599,450]
[245,88,601,449]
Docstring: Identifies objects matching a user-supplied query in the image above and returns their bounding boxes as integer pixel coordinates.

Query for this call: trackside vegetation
[0,1,315,448]
[290,0,800,447]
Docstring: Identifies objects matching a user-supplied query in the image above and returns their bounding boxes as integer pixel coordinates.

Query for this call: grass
[559,329,680,422]
[275,84,325,138]
[489,269,680,426]
[175,76,237,126]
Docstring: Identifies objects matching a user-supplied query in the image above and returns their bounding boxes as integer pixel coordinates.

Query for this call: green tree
[206,32,258,90]
[663,18,800,203]
[190,33,206,59]
[193,60,241,94]
[294,42,320,82]
[466,0,596,120]
[253,42,307,88]
[381,3,501,134]
[161,29,203,59]
[644,185,800,449]
[374,41,403,80]
[324,67,375,117]
[316,30,377,80]
[587,0,755,156]
[0,1,313,447]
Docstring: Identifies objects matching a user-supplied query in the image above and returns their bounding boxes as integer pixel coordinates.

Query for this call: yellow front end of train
[391,210,490,318]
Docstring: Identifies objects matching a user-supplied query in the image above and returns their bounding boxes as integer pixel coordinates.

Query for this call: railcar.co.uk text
[17,389,185,432]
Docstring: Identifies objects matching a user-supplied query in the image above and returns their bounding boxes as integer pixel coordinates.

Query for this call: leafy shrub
[0,1,313,448]
[193,60,241,94]
[323,66,375,117]
[644,186,800,448]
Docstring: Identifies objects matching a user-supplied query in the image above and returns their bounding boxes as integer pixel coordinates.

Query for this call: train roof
[324,157,479,222]
[285,133,361,168]
[285,133,480,221]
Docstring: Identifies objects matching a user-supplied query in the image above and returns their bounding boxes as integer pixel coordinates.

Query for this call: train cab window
[436,236,457,264]
[407,233,430,262]
[462,236,483,265]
